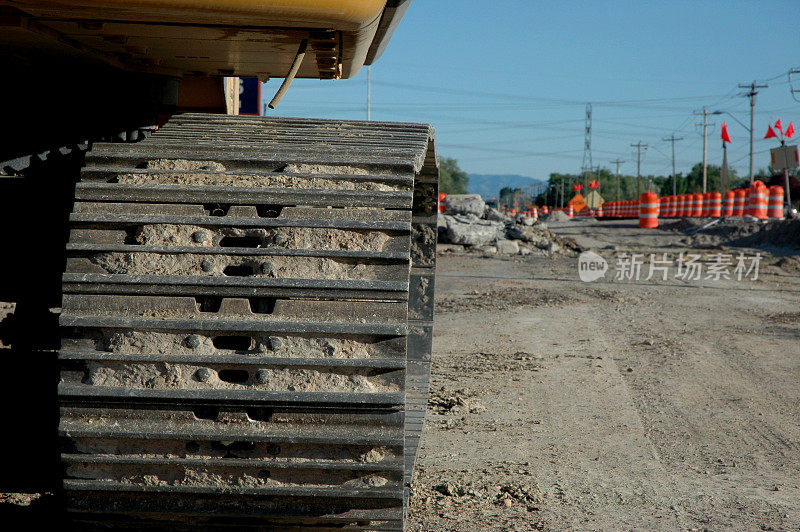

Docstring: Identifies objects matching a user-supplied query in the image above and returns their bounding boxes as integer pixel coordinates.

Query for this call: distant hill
[467,174,545,200]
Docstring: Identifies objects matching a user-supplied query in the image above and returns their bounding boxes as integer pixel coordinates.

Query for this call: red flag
[764,125,778,139]
[786,122,795,139]
[720,121,732,143]
[774,119,783,133]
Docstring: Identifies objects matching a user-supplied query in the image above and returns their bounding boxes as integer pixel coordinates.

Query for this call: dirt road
[409,219,800,531]
[1,218,798,531]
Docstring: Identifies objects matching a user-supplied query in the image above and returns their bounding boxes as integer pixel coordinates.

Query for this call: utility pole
[693,108,715,192]
[611,159,625,201]
[366,66,372,121]
[738,81,768,183]
[630,141,649,195]
[662,135,684,195]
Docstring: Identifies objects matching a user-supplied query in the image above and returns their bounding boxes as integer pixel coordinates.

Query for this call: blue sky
[269,1,800,180]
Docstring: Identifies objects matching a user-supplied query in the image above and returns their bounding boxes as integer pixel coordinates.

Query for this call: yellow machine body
[1,0,407,80]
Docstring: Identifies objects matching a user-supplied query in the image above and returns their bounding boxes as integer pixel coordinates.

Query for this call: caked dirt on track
[408,218,800,531]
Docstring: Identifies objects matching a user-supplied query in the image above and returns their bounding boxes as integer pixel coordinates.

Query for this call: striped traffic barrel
[691,193,703,217]
[701,192,711,217]
[639,192,659,228]
[723,190,735,217]
[708,191,722,218]
[749,181,768,219]
[733,189,746,216]
[767,185,784,219]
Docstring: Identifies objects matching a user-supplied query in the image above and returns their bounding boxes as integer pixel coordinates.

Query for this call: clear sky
[268,1,800,181]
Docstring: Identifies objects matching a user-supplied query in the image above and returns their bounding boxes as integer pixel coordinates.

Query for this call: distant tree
[498,186,523,207]
[438,157,469,195]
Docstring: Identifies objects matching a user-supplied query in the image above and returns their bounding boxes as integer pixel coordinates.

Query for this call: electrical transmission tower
[581,103,593,189]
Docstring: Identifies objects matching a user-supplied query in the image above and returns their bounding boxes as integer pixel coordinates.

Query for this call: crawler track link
[59,114,438,530]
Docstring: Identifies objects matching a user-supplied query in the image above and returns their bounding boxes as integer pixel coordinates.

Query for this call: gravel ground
[408,218,800,531]
[2,218,798,531]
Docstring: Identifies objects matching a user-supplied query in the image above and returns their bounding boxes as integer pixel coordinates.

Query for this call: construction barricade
[708,191,722,218]
[723,190,735,216]
[767,186,784,219]
[733,189,746,216]
[749,181,768,220]
[639,192,659,228]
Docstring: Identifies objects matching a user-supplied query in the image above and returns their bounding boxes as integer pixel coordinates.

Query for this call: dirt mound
[663,217,800,250]
[545,210,572,222]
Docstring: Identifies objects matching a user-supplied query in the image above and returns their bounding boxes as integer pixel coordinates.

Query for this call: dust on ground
[408,218,800,531]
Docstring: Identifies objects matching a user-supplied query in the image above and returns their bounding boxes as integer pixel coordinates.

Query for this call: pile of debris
[437,194,582,256]
[662,217,800,249]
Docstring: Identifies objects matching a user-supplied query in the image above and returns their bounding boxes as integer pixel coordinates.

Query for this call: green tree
[438,157,469,194]
[659,163,743,196]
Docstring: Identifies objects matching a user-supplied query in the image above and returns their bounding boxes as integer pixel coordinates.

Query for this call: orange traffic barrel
[596,204,604,217]
[682,194,692,217]
[767,185,784,219]
[639,192,659,228]
[509,208,516,215]
[676,195,685,217]
[723,190,735,217]
[701,192,711,217]
[438,192,446,213]
[691,193,703,217]
[566,204,574,218]
[541,205,549,215]
[666,195,676,217]
[531,206,539,220]
[733,188,746,216]
[709,191,722,217]
[660,196,669,217]
[722,190,736,217]
[749,181,768,219]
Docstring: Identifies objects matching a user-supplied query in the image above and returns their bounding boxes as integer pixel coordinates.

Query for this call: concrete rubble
[438,194,582,256]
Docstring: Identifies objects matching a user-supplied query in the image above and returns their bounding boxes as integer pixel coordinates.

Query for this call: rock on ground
[495,239,520,254]
[444,194,486,217]
[484,206,510,222]
[443,214,505,246]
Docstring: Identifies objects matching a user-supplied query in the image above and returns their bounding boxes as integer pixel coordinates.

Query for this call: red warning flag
[720,121,732,143]
[764,125,778,139]
[785,122,795,139]
[774,119,783,133]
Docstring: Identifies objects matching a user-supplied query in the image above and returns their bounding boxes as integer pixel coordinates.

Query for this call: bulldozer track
[59,114,437,530]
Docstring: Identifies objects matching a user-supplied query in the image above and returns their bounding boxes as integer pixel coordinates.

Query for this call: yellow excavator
[0,1,437,529]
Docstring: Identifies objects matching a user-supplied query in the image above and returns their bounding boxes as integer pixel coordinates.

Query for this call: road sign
[770,145,799,170]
